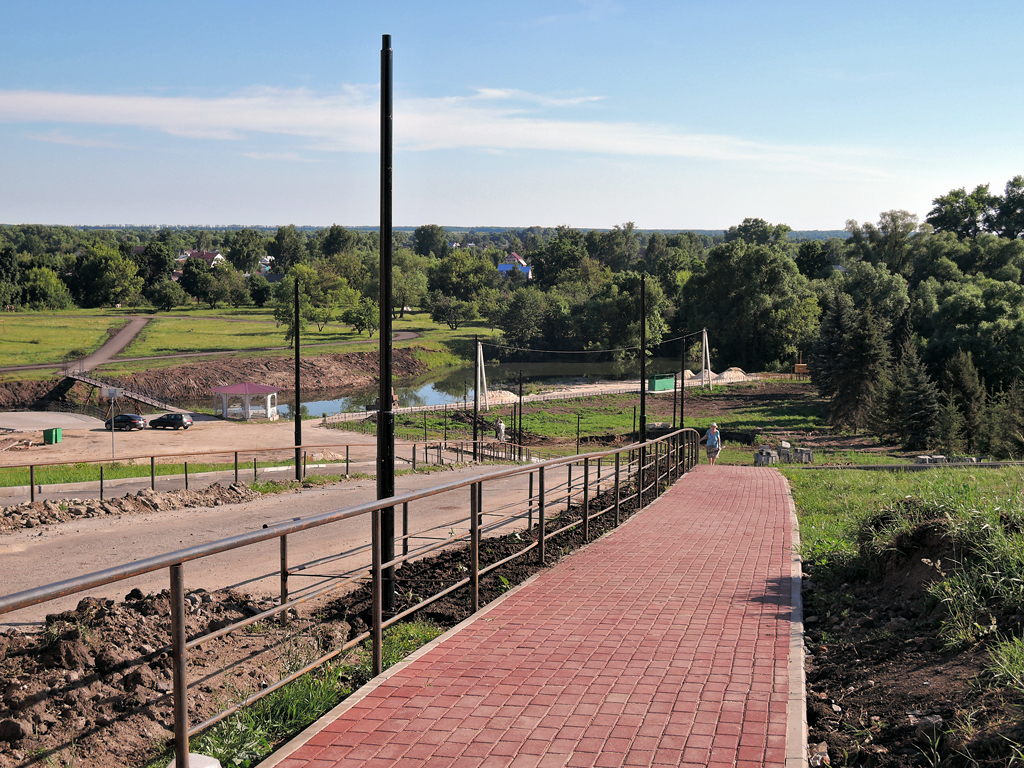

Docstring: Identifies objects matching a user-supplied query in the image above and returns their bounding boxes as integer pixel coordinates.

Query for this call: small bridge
[62,369,179,412]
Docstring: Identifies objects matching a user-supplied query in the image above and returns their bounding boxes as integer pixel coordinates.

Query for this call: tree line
[3,176,1024,456]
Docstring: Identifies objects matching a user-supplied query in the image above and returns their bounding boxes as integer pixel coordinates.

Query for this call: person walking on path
[702,421,722,465]
[495,417,505,442]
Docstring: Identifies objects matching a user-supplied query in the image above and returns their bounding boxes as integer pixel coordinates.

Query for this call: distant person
[496,418,506,442]
[702,422,722,466]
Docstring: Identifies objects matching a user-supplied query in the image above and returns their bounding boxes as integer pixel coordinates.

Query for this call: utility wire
[480,330,705,357]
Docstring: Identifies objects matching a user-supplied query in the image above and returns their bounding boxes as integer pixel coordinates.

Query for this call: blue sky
[1,0,1022,231]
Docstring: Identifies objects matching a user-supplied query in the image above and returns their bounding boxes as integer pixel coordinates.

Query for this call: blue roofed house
[497,253,532,280]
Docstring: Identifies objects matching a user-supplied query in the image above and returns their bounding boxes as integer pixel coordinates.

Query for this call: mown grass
[144,620,444,768]
[0,314,130,367]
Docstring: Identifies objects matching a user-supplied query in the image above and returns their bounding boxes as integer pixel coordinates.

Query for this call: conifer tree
[941,350,985,452]
[937,390,964,455]
[810,291,855,406]
[901,347,941,450]
[830,304,891,433]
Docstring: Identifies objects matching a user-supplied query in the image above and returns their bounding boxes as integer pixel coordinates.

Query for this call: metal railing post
[538,467,546,564]
[170,563,190,768]
[528,472,534,532]
[567,462,573,512]
[413,444,417,471]
[345,445,350,477]
[614,451,621,526]
[402,502,409,557]
[184,461,189,491]
[583,457,590,542]
[597,456,602,496]
[100,465,104,501]
[253,457,257,482]
[30,466,34,503]
[151,456,156,491]
[234,452,238,484]
[470,483,479,613]
[279,535,289,624]
[371,507,382,677]
[654,442,661,497]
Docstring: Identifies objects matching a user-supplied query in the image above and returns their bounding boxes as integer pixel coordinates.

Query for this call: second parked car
[149,413,193,430]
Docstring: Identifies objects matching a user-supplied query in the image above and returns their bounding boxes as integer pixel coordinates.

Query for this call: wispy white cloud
[0,85,890,177]
[24,129,126,149]
[242,151,320,163]
[532,0,623,27]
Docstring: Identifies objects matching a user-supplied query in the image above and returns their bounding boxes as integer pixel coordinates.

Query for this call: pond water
[277,357,687,418]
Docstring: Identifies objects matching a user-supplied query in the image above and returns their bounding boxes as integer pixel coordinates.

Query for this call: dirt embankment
[0,349,429,410]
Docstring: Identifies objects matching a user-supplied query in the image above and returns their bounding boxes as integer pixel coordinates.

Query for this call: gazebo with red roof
[211,382,280,421]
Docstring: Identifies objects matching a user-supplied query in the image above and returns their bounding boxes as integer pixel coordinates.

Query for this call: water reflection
[277,358,684,418]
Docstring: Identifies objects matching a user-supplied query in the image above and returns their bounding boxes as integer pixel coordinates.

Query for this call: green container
[43,427,63,444]
[647,374,675,392]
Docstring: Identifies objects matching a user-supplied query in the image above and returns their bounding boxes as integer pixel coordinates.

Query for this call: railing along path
[0,429,701,768]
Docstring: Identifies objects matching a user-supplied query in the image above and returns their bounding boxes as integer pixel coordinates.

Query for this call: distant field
[0,314,129,367]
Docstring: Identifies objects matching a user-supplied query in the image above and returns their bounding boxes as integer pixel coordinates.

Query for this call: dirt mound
[0,348,429,410]
[0,382,62,412]
[112,349,426,403]
[0,483,261,534]
[803,526,1024,766]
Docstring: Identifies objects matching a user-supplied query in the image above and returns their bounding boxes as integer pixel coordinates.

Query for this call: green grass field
[0,313,130,367]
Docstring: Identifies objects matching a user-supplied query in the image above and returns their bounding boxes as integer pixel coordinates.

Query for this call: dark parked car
[149,413,193,430]
[104,414,148,431]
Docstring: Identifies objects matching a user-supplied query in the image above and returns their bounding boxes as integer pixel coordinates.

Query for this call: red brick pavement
[264,465,802,768]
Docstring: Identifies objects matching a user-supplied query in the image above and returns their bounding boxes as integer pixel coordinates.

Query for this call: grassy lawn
[0,313,130,367]
[783,465,1024,564]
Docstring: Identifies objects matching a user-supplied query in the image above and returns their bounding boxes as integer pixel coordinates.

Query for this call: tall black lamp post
[377,34,396,613]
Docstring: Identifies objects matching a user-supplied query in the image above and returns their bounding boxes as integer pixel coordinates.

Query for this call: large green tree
[72,246,143,307]
[266,225,306,273]
[684,240,818,371]
[21,267,72,309]
[846,210,921,276]
[926,184,1000,239]
[413,224,449,258]
[427,250,497,301]
[227,228,266,273]
[723,217,791,247]
[993,175,1024,240]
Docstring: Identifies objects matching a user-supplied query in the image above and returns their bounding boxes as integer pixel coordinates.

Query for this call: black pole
[294,276,302,481]
[377,33,396,613]
[640,273,647,445]
[518,369,523,461]
[680,337,686,429]
[473,335,479,461]
[672,369,677,429]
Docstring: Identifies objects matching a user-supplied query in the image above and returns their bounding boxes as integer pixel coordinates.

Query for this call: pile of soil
[0,483,261,534]
[803,541,1024,766]
[0,480,650,768]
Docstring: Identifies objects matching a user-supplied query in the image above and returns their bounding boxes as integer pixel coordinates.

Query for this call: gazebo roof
[211,382,281,395]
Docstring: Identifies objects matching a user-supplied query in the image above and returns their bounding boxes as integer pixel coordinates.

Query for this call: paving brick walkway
[264,465,803,768]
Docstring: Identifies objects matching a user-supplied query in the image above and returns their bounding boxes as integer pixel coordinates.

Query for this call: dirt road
[0,411,380,467]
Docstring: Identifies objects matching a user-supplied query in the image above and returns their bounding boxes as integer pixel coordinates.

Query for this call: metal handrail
[0,428,701,768]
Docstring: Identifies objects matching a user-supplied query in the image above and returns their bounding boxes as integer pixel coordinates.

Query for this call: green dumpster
[43,427,63,444]
[647,374,675,392]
